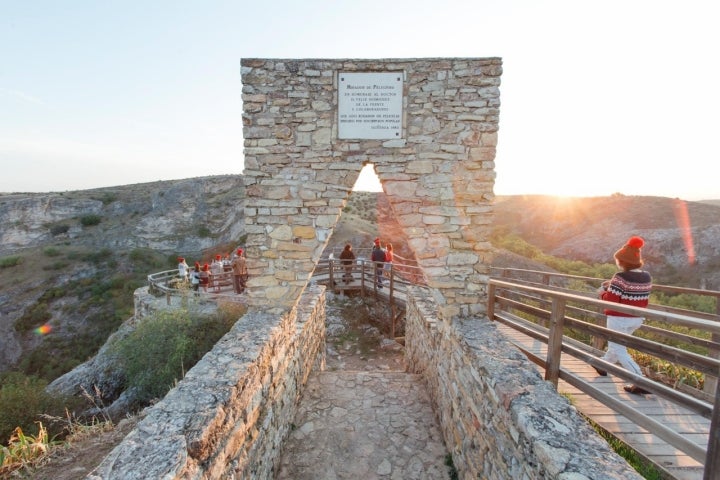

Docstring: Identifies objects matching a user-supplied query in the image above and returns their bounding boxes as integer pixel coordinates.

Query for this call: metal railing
[487,276,720,478]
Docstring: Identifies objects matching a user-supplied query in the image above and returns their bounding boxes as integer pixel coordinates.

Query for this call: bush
[98,192,117,205]
[80,214,101,226]
[109,307,238,403]
[0,256,22,269]
[49,224,70,236]
[0,373,71,446]
[43,247,62,257]
[14,303,51,332]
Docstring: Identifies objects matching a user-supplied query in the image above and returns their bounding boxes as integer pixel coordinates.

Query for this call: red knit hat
[237,248,243,255]
[215,254,221,260]
[614,236,644,266]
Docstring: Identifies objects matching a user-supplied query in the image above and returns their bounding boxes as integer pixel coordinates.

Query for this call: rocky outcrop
[47,287,221,420]
[0,175,244,376]
[0,175,245,255]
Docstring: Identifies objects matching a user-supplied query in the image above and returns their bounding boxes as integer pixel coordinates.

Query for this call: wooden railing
[487,275,720,479]
[491,267,720,397]
[312,254,428,338]
[147,269,243,304]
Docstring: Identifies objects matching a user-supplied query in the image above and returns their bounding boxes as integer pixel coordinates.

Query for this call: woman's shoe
[593,366,607,376]
[623,384,651,395]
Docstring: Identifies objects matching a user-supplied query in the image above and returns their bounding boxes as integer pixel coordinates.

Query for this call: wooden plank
[494,322,710,479]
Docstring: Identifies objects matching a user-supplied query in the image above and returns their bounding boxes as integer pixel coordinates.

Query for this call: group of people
[344,235,654,395]
[179,235,652,396]
[338,237,394,288]
[371,238,393,288]
[176,247,249,295]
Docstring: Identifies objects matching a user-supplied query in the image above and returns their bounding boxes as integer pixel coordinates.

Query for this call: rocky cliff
[0,175,245,255]
[3,181,718,382]
[0,175,245,374]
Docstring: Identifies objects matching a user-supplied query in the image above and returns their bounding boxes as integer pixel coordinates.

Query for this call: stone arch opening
[241,57,501,320]
[354,163,382,193]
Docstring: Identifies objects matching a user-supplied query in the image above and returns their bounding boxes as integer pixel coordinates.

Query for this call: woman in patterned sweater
[595,236,653,395]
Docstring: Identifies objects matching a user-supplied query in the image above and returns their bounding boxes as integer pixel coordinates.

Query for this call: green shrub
[14,303,51,332]
[0,256,22,269]
[49,224,69,236]
[109,308,237,403]
[43,261,70,271]
[43,247,62,257]
[128,248,167,271]
[80,214,101,226]
[98,192,117,205]
[0,373,72,446]
[198,226,211,238]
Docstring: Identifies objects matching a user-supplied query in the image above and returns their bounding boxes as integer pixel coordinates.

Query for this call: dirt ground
[13,415,138,480]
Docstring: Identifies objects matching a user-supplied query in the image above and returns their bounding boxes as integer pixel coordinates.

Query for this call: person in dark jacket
[595,236,653,395]
[339,243,356,283]
[371,238,386,288]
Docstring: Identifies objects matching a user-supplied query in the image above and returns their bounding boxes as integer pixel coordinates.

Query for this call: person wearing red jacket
[595,236,653,395]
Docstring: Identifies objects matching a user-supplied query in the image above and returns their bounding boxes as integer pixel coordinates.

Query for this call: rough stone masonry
[241,58,500,320]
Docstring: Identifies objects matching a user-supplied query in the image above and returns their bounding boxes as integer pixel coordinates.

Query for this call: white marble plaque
[338,72,403,139]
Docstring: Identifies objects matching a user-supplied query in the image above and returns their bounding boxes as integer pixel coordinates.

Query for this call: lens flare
[673,199,696,265]
[34,324,52,335]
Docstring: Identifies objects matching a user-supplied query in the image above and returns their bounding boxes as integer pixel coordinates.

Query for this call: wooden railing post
[487,283,496,320]
[328,259,335,288]
[705,298,720,398]
[389,264,395,335]
[544,297,566,388]
[360,260,366,298]
[705,374,720,480]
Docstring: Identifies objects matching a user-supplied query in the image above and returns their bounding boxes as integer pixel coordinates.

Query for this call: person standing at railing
[371,238,387,288]
[190,266,201,294]
[199,263,210,293]
[383,243,394,280]
[340,243,355,283]
[177,257,189,283]
[231,248,248,294]
[595,236,653,395]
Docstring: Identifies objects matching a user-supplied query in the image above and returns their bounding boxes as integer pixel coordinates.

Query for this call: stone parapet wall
[404,288,644,480]
[241,58,500,319]
[90,286,326,480]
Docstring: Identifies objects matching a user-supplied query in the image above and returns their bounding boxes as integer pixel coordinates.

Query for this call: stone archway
[241,58,501,320]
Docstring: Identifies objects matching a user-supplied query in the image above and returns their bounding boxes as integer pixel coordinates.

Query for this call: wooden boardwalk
[497,324,710,480]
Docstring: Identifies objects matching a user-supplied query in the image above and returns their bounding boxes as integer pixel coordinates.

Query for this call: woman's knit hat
[614,236,644,266]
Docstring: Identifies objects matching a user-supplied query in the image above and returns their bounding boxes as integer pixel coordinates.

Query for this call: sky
[1,1,718,200]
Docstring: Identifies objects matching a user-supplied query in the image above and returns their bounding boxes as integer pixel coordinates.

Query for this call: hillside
[3,180,719,385]
[0,175,245,378]
[492,194,720,289]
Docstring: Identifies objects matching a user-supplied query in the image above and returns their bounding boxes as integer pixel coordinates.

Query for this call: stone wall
[90,285,646,479]
[90,285,326,480]
[404,288,644,480]
[241,58,500,319]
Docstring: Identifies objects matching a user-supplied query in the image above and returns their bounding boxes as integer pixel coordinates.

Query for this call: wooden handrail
[488,277,720,478]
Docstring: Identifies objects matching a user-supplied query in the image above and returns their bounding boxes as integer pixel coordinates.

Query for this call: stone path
[275,370,451,480]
